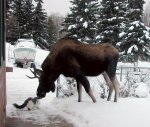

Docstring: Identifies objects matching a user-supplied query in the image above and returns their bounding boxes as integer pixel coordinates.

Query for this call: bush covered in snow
[134,82,149,98]
[57,68,150,99]
[119,70,150,98]
[56,76,77,98]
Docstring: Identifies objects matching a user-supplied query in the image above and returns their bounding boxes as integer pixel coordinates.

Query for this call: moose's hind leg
[111,76,119,102]
[102,72,113,101]
[76,80,82,102]
[103,73,119,102]
[75,72,96,103]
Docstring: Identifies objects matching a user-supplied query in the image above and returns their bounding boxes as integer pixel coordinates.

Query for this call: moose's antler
[26,63,40,79]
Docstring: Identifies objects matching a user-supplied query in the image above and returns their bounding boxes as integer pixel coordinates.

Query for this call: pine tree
[47,16,57,49]
[32,0,49,50]
[23,0,34,37]
[118,0,150,62]
[127,0,144,21]
[6,0,35,41]
[6,15,19,42]
[62,0,99,43]
[97,0,127,46]
[6,0,17,42]
[50,13,64,39]
[6,0,13,19]
[11,0,26,38]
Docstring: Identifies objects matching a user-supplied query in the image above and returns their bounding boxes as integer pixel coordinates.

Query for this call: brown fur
[37,37,120,102]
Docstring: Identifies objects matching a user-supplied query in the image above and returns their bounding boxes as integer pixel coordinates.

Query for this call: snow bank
[49,97,150,127]
[134,82,149,98]
[34,48,49,68]
[6,43,14,67]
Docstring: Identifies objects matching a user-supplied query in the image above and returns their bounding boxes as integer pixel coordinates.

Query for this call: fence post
[56,76,60,97]
[120,66,123,81]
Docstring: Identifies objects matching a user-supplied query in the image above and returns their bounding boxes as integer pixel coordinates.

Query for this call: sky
[42,0,149,16]
[42,0,71,16]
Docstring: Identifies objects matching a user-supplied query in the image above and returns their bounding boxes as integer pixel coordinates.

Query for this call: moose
[28,37,120,103]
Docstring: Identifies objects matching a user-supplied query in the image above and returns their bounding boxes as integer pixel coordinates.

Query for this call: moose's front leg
[76,80,82,102]
[76,72,96,103]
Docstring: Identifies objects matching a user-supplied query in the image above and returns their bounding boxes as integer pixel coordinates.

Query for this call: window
[0,0,5,66]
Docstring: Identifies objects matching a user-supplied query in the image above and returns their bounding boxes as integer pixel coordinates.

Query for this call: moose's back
[47,37,119,76]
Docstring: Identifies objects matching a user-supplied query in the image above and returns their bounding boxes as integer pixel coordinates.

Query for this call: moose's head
[26,64,55,99]
[36,71,55,98]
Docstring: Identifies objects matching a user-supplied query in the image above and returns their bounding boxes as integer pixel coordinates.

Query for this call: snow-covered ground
[6,68,150,127]
[6,43,150,127]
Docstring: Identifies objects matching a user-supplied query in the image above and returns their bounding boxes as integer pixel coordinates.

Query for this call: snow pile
[6,43,14,67]
[34,48,49,68]
[134,82,149,98]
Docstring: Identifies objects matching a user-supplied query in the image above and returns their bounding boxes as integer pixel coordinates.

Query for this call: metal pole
[56,76,60,97]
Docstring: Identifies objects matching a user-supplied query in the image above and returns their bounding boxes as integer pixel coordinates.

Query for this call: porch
[6,116,74,127]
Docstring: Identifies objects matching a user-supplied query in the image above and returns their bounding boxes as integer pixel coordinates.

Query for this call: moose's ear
[36,69,43,77]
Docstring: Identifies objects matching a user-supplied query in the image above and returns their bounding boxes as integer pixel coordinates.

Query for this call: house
[0,0,6,127]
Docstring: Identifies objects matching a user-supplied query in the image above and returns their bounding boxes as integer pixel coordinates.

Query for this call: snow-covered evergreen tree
[97,0,127,46]
[127,0,144,21]
[23,0,34,37]
[6,15,19,42]
[47,16,57,49]
[8,0,34,39]
[11,0,26,38]
[6,0,17,42]
[32,0,49,49]
[118,0,150,62]
[6,0,13,19]
[62,0,99,43]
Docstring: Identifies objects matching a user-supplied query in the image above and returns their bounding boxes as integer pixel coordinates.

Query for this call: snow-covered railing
[117,66,150,97]
[56,66,150,98]
[117,66,150,81]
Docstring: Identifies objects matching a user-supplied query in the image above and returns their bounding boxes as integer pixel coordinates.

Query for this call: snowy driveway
[6,68,73,127]
[6,67,150,127]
